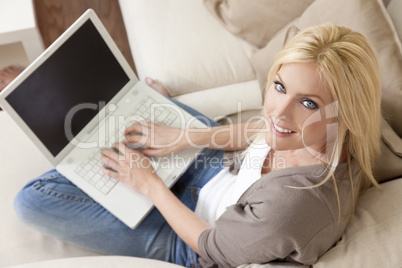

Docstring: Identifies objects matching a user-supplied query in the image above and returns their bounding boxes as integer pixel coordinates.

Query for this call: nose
[270,96,294,122]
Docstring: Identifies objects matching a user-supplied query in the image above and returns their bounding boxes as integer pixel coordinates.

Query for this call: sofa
[1,0,402,267]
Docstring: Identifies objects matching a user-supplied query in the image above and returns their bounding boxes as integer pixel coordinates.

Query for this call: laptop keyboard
[74,151,117,195]
[74,96,178,195]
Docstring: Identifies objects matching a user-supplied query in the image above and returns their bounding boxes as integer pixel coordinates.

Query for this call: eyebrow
[275,73,325,103]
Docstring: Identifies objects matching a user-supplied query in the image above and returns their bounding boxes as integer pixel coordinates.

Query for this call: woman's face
[264,62,336,154]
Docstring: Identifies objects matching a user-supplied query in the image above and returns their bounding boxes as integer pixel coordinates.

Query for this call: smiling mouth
[271,121,295,135]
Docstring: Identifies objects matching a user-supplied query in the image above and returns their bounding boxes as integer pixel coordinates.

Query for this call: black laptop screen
[6,19,130,157]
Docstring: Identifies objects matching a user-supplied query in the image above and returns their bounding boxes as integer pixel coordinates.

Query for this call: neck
[263,148,323,173]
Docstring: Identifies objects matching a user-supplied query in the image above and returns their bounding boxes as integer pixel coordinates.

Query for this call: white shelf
[0,42,30,69]
[0,0,44,63]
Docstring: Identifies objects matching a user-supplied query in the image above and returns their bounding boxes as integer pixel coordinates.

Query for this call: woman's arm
[124,120,261,156]
[147,177,210,256]
[133,77,263,155]
[188,121,261,151]
[100,143,211,256]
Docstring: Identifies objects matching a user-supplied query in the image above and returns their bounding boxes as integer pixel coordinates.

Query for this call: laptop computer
[0,9,207,229]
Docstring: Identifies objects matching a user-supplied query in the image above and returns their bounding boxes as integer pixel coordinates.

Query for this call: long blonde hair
[252,23,381,216]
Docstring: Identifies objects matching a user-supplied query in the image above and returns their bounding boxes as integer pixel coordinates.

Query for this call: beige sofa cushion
[119,0,262,116]
[313,178,402,267]
[202,0,314,48]
[174,80,262,120]
[373,117,402,181]
[118,0,262,118]
[7,256,184,268]
[387,0,402,44]
[0,112,101,267]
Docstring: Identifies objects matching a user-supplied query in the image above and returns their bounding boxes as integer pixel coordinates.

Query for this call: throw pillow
[387,0,402,44]
[313,179,402,267]
[203,0,314,48]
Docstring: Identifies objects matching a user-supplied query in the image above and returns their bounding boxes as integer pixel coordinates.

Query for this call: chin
[265,134,304,151]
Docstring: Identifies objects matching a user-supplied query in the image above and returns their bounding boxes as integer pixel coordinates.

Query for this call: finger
[124,134,150,147]
[101,154,120,171]
[101,147,122,162]
[124,120,144,134]
[101,166,120,179]
[123,124,141,136]
[124,120,150,136]
[111,142,129,157]
[123,140,149,151]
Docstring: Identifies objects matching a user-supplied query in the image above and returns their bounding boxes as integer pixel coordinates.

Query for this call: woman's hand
[101,143,211,257]
[123,121,192,157]
[100,142,163,196]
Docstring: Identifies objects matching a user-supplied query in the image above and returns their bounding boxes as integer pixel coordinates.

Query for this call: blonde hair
[251,23,381,217]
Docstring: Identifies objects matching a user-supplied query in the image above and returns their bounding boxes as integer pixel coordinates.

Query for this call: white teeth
[274,123,293,133]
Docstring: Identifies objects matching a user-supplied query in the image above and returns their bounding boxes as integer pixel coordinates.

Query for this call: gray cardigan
[198,161,352,267]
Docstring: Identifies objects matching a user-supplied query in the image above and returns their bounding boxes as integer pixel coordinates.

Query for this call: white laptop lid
[0,9,138,166]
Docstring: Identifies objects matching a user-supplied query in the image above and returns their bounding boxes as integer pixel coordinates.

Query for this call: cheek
[303,121,327,135]
[301,120,329,148]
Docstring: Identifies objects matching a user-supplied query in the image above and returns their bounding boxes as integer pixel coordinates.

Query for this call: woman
[14,23,381,267]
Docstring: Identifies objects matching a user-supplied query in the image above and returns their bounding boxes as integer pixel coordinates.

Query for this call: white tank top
[195,141,271,226]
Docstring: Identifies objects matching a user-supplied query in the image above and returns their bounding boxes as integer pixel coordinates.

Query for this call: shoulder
[241,164,350,227]
[198,164,352,266]
[241,164,336,226]
[238,163,351,252]
[241,164,333,208]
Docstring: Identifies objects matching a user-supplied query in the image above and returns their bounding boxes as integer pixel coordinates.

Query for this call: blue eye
[302,99,318,109]
[274,81,286,93]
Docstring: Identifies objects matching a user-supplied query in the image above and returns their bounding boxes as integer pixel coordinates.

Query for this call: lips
[271,121,295,136]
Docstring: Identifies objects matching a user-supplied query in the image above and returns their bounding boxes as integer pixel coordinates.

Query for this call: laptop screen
[5,19,130,157]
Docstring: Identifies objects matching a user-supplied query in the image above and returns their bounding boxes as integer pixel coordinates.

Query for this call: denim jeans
[14,98,224,267]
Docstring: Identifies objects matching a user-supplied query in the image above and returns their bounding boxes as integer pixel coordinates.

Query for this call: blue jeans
[14,98,224,267]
